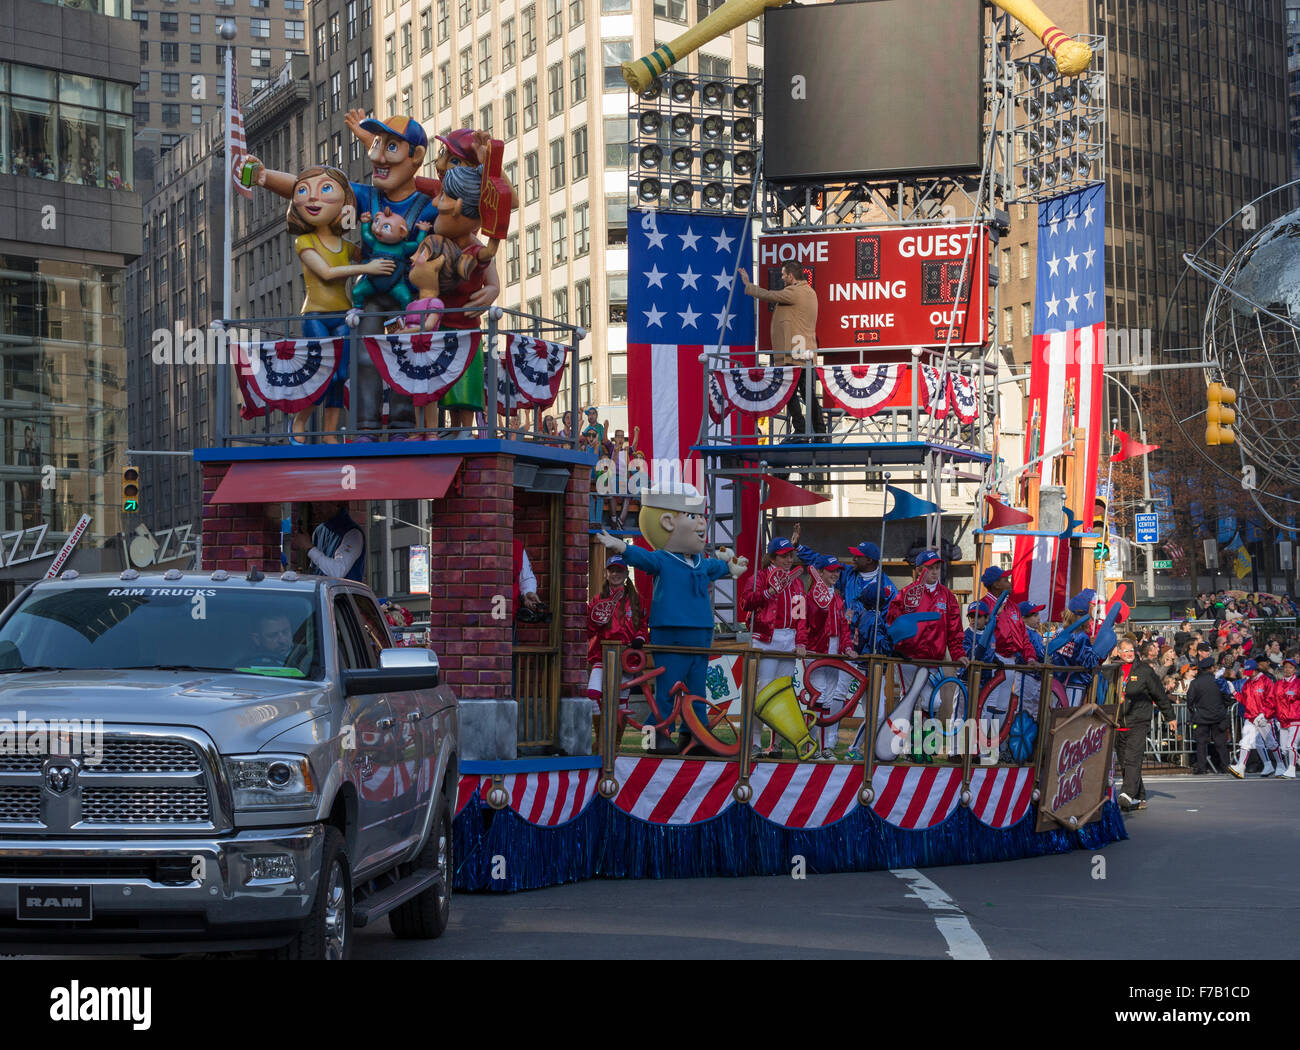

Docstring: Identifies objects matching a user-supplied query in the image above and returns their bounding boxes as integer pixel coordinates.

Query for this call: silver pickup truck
[0,568,458,959]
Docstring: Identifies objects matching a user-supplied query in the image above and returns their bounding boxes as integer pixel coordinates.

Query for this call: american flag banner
[1012,184,1106,619]
[227,55,253,200]
[626,209,757,611]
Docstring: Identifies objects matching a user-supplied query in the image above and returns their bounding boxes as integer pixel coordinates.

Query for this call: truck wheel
[389,801,451,940]
[271,826,352,960]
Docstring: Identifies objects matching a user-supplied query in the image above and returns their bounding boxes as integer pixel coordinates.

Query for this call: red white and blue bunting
[363,330,480,406]
[232,337,344,415]
[496,361,530,415]
[920,365,948,419]
[818,364,903,418]
[504,334,567,408]
[708,370,727,423]
[713,367,800,418]
[948,371,978,424]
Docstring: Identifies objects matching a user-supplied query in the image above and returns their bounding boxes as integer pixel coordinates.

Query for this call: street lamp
[372,512,430,536]
[1105,375,1155,601]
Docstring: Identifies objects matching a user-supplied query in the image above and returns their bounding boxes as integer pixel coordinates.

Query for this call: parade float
[196,0,1128,892]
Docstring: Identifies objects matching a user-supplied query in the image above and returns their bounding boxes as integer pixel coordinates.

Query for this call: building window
[286,19,305,40]
[506,233,520,284]
[189,43,201,63]
[250,17,270,39]
[317,83,327,122]
[521,4,536,58]
[503,89,516,137]
[131,9,147,27]
[161,42,180,63]
[1001,306,1012,344]
[609,272,627,323]
[551,213,567,263]
[547,0,563,41]
[140,40,148,62]
[549,137,565,188]
[570,0,584,28]
[439,62,452,108]
[698,53,730,79]
[747,12,762,41]
[348,60,359,99]
[251,48,271,68]
[162,73,180,96]
[316,25,326,63]
[329,13,341,51]
[386,35,396,78]
[362,49,374,91]
[459,47,473,96]
[362,0,372,29]
[502,17,515,69]
[479,36,492,84]
[654,0,686,21]
[574,201,589,256]
[437,0,449,42]
[575,279,591,327]
[572,125,588,180]
[331,72,342,112]
[420,7,432,53]
[478,102,493,135]
[524,149,540,202]
[526,224,541,275]
[553,287,569,322]
[190,104,203,124]
[606,194,628,243]
[523,77,537,130]
[570,49,587,103]
[528,297,543,324]
[422,73,435,118]
[190,14,201,33]
[547,62,564,117]
[459,0,471,25]
[333,132,343,167]
[504,160,518,194]
[138,72,150,94]
[603,40,631,91]
[401,23,412,67]
[603,115,628,168]
[1021,303,1032,338]
[134,100,150,123]
[162,103,180,125]
[348,0,358,39]
[1019,244,1030,279]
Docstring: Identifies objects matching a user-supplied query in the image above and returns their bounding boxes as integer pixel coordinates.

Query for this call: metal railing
[210,304,586,447]
[514,645,560,750]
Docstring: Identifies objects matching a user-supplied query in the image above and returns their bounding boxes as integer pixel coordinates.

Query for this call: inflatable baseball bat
[621,0,1092,94]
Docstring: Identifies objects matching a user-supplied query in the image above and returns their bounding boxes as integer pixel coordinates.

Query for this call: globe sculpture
[1185,193,1300,499]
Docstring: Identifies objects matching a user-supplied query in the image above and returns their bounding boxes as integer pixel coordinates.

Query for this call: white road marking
[890,868,991,960]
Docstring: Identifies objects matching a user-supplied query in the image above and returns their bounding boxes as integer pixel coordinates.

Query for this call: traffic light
[1094,543,1110,562]
[1206,382,1236,446]
[122,465,139,513]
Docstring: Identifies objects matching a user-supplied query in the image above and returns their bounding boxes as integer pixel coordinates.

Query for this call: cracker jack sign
[1035,703,1120,832]
[756,225,989,352]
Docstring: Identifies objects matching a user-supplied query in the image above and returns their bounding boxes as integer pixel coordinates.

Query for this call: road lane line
[890,868,991,960]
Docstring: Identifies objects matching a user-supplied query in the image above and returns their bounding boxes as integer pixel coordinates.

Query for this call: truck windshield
[0,586,322,679]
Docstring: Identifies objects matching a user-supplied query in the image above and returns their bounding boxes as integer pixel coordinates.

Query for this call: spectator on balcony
[739,261,823,440]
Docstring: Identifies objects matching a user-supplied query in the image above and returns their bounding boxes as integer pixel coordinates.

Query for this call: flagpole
[1098,420,1119,602]
[871,472,892,653]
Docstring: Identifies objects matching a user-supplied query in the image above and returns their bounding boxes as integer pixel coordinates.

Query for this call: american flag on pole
[1012,184,1105,619]
[626,208,756,610]
[228,58,253,200]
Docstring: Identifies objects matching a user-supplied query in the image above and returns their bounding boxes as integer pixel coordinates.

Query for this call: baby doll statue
[351,207,432,310]
[595,483,748,754]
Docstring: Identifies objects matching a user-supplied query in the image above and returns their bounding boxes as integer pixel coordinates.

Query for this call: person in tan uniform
[740,260,823,439]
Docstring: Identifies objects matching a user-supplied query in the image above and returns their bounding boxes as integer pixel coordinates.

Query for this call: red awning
[211,456,462,503]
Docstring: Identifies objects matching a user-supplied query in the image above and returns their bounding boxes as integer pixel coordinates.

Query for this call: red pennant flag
[1111,429,1159,463]
[984,495,1034,529]
[1106,582,1131,624]
[758,474,831,511]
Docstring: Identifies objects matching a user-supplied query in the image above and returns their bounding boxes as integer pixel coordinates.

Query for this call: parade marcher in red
[802,553,857,759]
[740,537,809,758]
[886,550,966,663]
[585,555,646,747]
[978,566,1037,663]
[1273,657,1300,779]
[1230,659,1283,778]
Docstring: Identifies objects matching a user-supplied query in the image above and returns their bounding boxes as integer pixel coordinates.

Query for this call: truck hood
[0,670,328,751]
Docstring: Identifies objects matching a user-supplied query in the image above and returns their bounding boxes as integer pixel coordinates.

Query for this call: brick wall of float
[200,462,284,574]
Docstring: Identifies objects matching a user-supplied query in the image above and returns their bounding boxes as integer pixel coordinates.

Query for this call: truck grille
[0,739,201,774]
[0,855,197,883]
[0,787,41,824]
[81,788,211,824]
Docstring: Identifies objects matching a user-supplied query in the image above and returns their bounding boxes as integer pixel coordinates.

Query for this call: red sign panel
[755,225,989,353]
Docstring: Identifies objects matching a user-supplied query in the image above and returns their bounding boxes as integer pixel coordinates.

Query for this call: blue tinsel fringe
[452,793,1129,892]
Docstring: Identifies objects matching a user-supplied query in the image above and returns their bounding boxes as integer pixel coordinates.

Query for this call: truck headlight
[225,754,317,809]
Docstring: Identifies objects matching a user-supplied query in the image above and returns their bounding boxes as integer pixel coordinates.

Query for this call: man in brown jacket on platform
[740,260,823,440]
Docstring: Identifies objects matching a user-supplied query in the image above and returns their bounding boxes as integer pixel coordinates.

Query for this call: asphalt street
[356,775,1300,959]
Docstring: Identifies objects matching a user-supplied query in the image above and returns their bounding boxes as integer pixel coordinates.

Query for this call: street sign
[1154,559,1173,570]
[1135,513,1158,544]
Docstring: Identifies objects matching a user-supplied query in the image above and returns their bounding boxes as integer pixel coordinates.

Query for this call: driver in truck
[245,614,294,667]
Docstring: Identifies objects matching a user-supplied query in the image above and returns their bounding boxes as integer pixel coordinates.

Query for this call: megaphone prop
[754,675,819,761]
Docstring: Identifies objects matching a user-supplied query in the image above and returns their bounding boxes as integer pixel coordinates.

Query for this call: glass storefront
[0,63,135,190]
[0,256,128,570]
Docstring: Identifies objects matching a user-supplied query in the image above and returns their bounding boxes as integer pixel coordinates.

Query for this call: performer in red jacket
[586,555,646,747]
[740,537,809,758]
[1230,658,1283,778]
[886,550,966,663]
[803,553,857,759]
[978,566,1037,663]
[1273,656,1300,779]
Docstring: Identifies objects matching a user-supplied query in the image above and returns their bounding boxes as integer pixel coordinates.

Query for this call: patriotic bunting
[363,330,480,406]
[818,364,903,418]
[496,361,529,415]
[504,334,567,408]
[715,367,800,418]
[231,337,343,414]
[708,370,727,423]
[948,372,977,424]
[920,365,948,418]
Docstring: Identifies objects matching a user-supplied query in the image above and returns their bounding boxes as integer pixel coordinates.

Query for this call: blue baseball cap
[814,554,846,572]
[1067,588,1097,614]
[967,600,990,616]
[981,566,1010,586]
[768,537,795,555]
[1019,601,1045,617]
[360,114,429,153]
[849,541,881,561]
[607,555,627,569]
[914,549,941,568]
[1243,658,1258,671]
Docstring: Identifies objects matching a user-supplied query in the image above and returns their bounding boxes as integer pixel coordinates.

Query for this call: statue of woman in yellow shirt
[286,167,395,442]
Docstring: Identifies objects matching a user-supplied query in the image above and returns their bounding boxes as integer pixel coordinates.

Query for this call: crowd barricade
[597,641,1129,797]
[1142,700,1244,770]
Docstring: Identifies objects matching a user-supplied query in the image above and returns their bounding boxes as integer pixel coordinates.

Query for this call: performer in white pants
[1275,658,1300,779]
[1230,659,1282,777]
[739,537,808,758]
[801,553,857,758]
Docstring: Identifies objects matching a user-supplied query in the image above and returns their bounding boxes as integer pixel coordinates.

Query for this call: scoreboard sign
[755,225,989,353]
